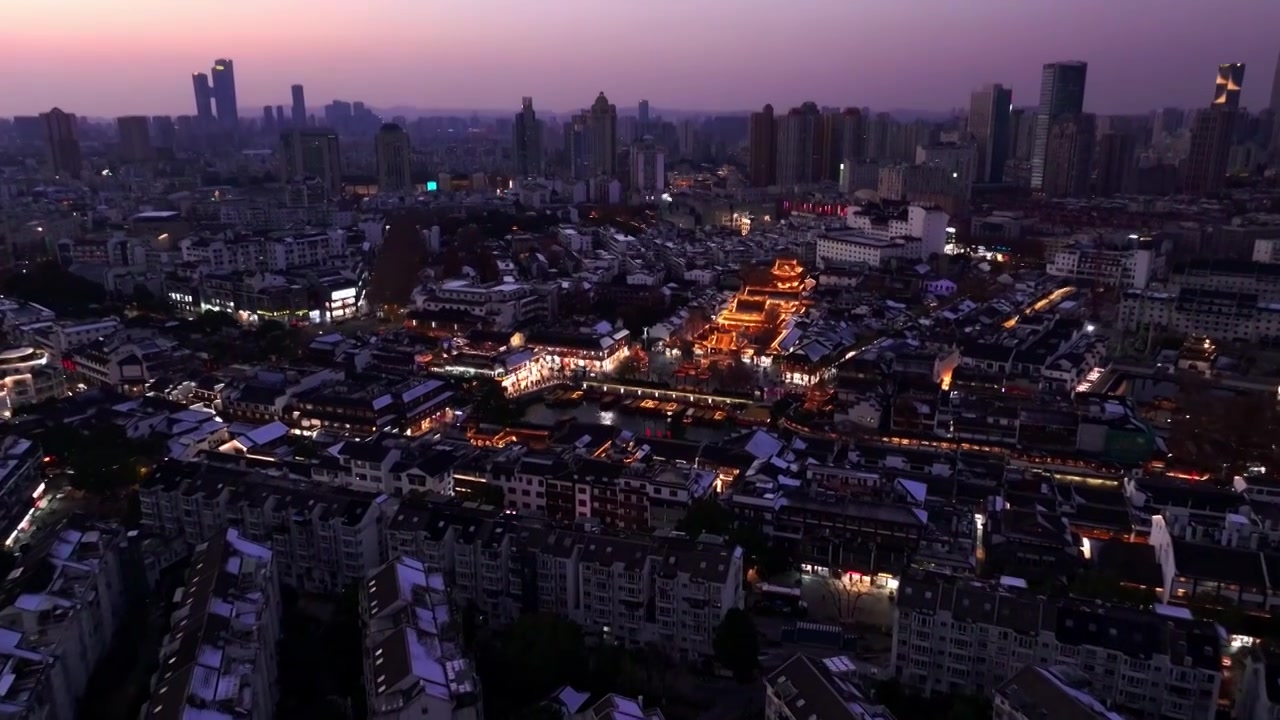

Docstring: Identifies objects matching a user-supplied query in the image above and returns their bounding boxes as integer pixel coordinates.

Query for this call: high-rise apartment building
[261,105,275,131]
[967,83,1013,183]
[564,93,618,180]
[817,111,846,182]
[1031,61,1088,190]
[565,114,591,180]
[191,72,214,124]
[375,123,413,194]
[1042,113,1096,198]
[151,116,176,150]
[513,97,544,177]
[41,107,82,179]
[676,119,699,161]
[840,107,865,165]
[116,115,153,163]
[588,92,618,178]
[630,137,665,199]
[211,58,238,130]
[916,142,979,198]
[1186,64,1246,195]
[638,99,650,130]
[280,128,343,199]
[1009,108,1035,160]
[776,102,822,187]
[275,105,285,129]
[1095,132,1136,197]
[291,84,307,127]
[747,104,777,187]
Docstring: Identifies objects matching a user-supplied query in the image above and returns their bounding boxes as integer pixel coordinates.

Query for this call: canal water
[1120,374,1240,403]
[520,399,738,444]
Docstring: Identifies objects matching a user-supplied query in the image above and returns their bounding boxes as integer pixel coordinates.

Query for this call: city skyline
[2,0,1279,117]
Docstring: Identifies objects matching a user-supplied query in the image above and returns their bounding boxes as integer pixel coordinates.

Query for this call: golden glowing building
[697,258,811,358]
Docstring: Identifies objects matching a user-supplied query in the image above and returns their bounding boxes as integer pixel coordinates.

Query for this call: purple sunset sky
[2,0,1278,117]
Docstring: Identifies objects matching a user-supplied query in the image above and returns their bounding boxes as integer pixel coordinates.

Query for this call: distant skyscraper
[748,104,776,187]
[1151,107,1185,140]
[1008,108,1034,161]
[1187,64,1246,195]
[587,92,618,178]
[638,99,650,130]
[677,119,699,161]
[262,105,275,131]
[775,102,822,187]
[513,97,544,177]
[151,116,176,150]
[275,106,285,128]
[291,84,307,127]
[565,114,591,180]
[41,108,82,179]
[1095,132,1136,197]
[839,108,865,164]
[1213,63,1245,109]
[280,128,342,198]
[211,59,239,129]
[630,137,665,199]
[1031,61,1088,190]
[12,117,44,145]
[116,116,153,163]
[865,113,899,161]
[967,83,1013,183]
[375,123,413,194]
[325,101,353,133]
[816,112,845,181]
[1042,113,1096,198]
[192,73,214,124]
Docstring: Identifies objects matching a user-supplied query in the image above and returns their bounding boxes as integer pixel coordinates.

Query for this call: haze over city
[4,0,1280,116]
[6,0,1280,718]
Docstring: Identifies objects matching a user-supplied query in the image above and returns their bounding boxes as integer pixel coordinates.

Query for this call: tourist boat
[661,402,681,415]
[545,387,584,408]
[637,399,663,414]
[600,394,620,409]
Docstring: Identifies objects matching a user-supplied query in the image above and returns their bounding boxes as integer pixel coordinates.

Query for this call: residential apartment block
[384,496,744,661]
[994,664,1124,720]
[0,519,128,720]
[0,434,43,546]
[138,460,385,593]
[137,457,744,662]
[765,654,896,720]
[361,557,482,720]
[143,528,281,720]
[892,572,1222,720]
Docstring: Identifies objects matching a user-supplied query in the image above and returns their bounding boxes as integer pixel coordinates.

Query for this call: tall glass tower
[211,59,239,130]
[192,73,214,124]
[1030,61,1087,190]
